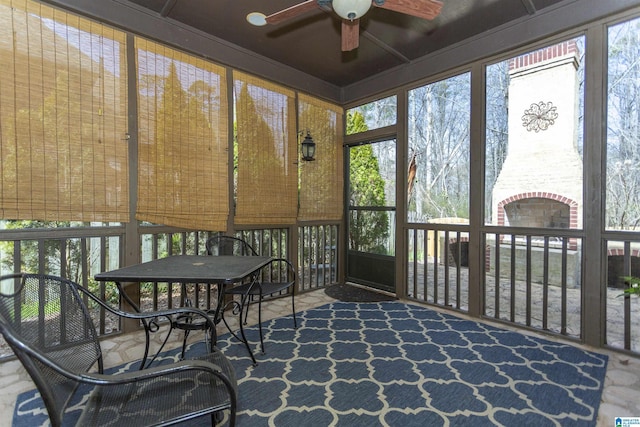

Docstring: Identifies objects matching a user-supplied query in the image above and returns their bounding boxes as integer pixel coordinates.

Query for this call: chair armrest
[75,285,219,364]
[76,284,216,330]
[83,358,231,387]
[12,336,230,390]
[82,357,237,412]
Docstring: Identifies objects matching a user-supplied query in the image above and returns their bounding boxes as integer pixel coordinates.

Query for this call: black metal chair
[206,235,259,257]
[0,273,237,427]
[205,235,261,355]
[174,235,261,364]
[228,258,297,353]
[207,236,297,353]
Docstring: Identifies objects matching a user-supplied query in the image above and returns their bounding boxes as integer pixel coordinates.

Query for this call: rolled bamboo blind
[234,72,297,225]
[298,94,344,221]
[0,0,129,222]
[135,38,229,231]
[0,0,344,229]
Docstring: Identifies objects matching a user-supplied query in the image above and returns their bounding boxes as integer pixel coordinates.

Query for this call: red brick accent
[509,40,577,72]
[607,248,640,258]
[448,236,469,244]
[497,191,579,250]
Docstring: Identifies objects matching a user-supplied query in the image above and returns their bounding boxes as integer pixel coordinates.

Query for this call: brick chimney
[491,41,583,231]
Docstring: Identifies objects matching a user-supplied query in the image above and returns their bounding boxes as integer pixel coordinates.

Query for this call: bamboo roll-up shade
[135,38,229,231]
[234,72,297,225]
[0,0,129,222]
[298,94,344,221]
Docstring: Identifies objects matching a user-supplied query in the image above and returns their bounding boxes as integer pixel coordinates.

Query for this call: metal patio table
[95,255,272,365]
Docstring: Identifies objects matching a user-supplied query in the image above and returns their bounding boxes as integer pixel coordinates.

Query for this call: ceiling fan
[247,0,443,52]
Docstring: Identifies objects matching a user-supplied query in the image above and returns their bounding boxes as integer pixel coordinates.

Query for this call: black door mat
[324,284,396,302]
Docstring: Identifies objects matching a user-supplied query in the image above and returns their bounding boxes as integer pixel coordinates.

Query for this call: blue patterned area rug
[13,301,608,426]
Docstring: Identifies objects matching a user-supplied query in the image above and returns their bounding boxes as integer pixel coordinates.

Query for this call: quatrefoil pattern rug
[13,301,607,426]
[219,301,607,426]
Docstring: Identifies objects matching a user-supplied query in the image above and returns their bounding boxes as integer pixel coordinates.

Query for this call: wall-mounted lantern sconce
[300,130,316,161]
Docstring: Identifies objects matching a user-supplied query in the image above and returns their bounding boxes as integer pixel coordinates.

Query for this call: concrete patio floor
[0,287,639,426]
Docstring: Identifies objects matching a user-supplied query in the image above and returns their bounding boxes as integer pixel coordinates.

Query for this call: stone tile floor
[0,288,639,426]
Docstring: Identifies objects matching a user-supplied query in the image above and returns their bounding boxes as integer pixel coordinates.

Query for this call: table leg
[218,282,258,365]
[116,281,153,369]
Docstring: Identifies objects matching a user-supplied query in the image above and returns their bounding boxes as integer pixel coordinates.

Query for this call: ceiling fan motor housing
[332,0,373,21]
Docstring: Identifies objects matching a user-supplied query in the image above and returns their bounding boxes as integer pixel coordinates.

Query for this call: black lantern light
[300,131,316,161]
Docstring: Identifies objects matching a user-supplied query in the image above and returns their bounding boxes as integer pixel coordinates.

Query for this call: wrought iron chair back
[207,236,298,351]
[0,273,237,426]
[0,273,102,425]
[206,235,258,256]
[201,236,298,358]
[173,235,265,364]
[249,258,298,352]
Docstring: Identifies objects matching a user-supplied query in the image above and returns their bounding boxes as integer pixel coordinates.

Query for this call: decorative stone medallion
[522,101,558,132]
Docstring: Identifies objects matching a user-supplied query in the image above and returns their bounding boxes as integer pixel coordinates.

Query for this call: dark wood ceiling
[123,0,561,87]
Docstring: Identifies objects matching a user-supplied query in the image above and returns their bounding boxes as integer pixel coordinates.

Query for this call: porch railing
[0,223,339,360]
[605,237,640,354]
[483,231,583,340]
[0,225,126,344]
[298,224,339,291]
[407,226,584,341]
[407,226,470,312]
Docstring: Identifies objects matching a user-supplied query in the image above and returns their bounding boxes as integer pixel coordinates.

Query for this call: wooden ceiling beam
[520,0,537,15]
[160,0,177,17]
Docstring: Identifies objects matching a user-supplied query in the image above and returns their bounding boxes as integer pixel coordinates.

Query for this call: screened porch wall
[2,0,640,359]
[0,0,344,350]
[0,0,344,261]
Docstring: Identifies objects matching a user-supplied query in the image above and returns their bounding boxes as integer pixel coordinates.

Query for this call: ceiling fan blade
[341,19,360,51]
[376,0,443,20]
[265,0,321,25]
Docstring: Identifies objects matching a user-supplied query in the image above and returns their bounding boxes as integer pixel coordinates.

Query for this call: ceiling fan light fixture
[332,0,372,21]
[246,12,267,26]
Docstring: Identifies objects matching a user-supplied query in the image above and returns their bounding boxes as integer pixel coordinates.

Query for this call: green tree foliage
[236,82,274,191]
[155,62,186,207]
[346,108,368,135]
[346,111,390,254]
[0,68,100,282]
[0,220,81,281]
